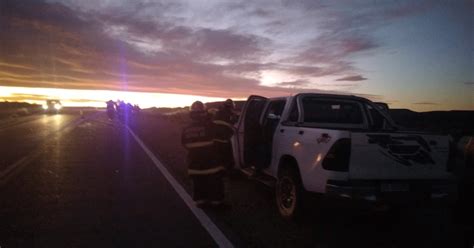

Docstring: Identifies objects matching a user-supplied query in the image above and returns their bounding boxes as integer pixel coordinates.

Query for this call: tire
[276,167,305,221]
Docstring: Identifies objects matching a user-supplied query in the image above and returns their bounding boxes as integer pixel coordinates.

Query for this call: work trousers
[215,142,234,170]
[191,172,224,202]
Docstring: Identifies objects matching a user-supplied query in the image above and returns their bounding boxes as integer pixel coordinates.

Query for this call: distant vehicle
[233,93,457,220]
[42,100,62,113]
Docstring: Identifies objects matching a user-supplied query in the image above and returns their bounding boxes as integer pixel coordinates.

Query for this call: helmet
[189,101,208,121]
[190,101,205,112]
[223,99,235,109]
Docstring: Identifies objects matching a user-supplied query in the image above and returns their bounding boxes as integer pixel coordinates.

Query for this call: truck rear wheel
[276,167,304,220]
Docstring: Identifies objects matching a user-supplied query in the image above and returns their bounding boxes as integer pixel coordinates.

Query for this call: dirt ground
[128,112,471,248]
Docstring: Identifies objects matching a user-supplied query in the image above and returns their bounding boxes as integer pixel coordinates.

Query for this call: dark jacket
[214,107,237,125]
[181,118,225,175]
[213,109,235,168]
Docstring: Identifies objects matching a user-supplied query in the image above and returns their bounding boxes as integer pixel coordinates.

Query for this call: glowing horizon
[0,86,230,108]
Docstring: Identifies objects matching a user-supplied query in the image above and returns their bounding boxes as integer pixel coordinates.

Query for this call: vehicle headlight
[54,104,62,110]
[42,104,48,110]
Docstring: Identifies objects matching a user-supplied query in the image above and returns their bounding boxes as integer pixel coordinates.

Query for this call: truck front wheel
[276,167,304,220]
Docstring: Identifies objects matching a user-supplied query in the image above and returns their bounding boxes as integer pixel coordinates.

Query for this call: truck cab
[232,94,457,220]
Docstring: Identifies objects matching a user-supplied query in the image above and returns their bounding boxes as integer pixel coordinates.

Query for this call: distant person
[213,99,236,171]
[133,104,141,115]
[117,101,127,121]
[106,100,115,120]
[215,99,238,124]
[181,101,226,208]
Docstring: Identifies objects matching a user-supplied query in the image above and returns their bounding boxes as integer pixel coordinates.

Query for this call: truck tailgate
[349,132,453,180]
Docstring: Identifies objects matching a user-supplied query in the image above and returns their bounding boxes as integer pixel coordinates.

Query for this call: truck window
[302,98,363,124]
[245,99,267,129]
[260,100,286,167]
[366,104,394,131]
[288,99,299,122]
[265,100,286,118]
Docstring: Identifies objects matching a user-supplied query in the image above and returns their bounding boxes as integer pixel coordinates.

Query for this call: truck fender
[278,155,306,191]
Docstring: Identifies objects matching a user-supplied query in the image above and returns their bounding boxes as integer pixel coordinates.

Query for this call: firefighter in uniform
[181,101,226,207]
[213,99,236,171]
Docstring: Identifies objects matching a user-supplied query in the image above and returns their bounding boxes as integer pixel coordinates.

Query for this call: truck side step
[240,168,276,188]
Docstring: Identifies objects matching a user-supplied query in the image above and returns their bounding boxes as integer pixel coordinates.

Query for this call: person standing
[106,100,116,120]
[181,101,226,207]
[215,99,238,125]
[213,99,236,171]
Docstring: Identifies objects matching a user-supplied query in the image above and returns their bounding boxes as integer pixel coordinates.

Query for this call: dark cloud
[98,12,267,60]
[284,1,435,83]
[288,34,379,68]
[464,82,474,85]
[282,0,327,10]
[0,0,270,98]
[382,1,436,19]
[250,8,274,18]
[3,0,441,102]
[413,102,438,105]
[276,80,310,87]
[335,75,367,81]
[188,28,266,60]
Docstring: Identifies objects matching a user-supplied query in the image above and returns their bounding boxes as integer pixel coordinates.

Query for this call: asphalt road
[0,111,471,248]
[0,112,216,247]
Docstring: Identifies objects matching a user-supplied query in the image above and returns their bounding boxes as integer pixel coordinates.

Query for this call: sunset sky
[0,0,472,110]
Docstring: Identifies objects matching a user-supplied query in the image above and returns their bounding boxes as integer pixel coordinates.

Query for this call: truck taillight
[322,138,351,172]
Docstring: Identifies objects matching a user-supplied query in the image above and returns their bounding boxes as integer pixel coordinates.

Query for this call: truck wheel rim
[278,177,296,212]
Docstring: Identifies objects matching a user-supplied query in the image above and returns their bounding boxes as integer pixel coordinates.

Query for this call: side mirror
[267,113,281,120]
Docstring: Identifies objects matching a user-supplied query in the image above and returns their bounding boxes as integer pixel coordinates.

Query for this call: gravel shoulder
[129,113,468,248]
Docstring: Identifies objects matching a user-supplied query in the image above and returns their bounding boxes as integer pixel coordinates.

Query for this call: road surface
[0,112,219,247]
[0,111,470,248]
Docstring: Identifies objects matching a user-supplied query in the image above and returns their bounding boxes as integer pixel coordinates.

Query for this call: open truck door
[233,95,268,169]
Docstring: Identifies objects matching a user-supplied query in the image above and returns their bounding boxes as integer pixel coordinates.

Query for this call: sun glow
[0,86,226,108]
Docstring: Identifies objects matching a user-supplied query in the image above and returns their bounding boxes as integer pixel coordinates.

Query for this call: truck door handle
[280,129,285,133]
[298,130,304,135]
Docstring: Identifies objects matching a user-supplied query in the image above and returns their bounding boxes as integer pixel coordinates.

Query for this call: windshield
[302,98,363,124]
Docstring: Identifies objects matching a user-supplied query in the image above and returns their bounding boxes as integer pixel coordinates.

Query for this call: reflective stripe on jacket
[182,120,219,172]
[184,141,214,149]
[188,166,225,175]
[212,120,234,142]
[213,111,235,166]
[213,120,234,130]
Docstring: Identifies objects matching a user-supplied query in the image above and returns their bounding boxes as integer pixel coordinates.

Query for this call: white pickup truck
[232,93,457,219]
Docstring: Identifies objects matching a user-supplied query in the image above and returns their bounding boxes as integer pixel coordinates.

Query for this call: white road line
[126,126,234,248]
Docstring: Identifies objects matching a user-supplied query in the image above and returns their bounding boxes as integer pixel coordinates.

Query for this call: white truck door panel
[270,124,293,176]
[350,132,451,179]
[295,127,350,192]
[234,95,268,169]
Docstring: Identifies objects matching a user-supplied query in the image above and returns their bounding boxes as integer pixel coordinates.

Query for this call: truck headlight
[54,104,62,110]
[42,104,48,110]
